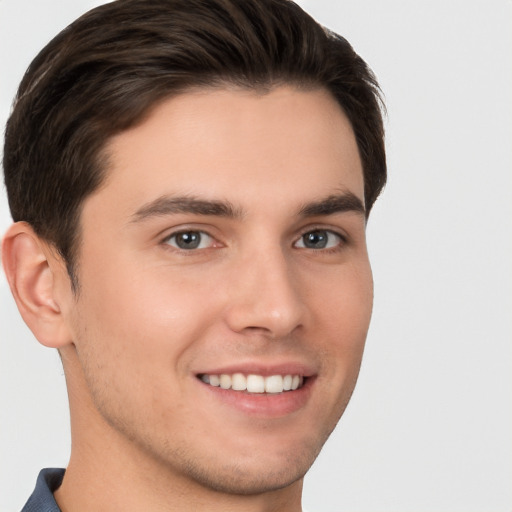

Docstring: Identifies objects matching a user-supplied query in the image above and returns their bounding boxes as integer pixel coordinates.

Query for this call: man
[1,0,386,510]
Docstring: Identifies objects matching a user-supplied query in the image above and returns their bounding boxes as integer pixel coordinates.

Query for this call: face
[63,86,373,495]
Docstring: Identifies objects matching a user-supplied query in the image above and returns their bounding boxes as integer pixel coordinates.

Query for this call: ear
[2,222,73,348]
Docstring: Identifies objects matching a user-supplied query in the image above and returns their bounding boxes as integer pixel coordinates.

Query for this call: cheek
[72,258,223,376]
[313,261,373,369]
[318,259,373,327]
[68,265,222,425]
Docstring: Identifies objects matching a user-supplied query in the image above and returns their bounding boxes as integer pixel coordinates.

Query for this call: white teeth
[247,374,265,393]
[200,373,305,393]
[209,375,220,387]
[220,374,232,389]
[265,375,283,393]
[231,373,246,391]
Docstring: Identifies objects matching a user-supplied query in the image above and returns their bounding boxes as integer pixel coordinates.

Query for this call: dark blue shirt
[21,468,64,512]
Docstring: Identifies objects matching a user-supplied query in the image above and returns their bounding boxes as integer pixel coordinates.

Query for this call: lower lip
[198,377,315,417]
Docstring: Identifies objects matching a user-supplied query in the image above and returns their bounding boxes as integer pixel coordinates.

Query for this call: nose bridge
[225,242,305,337]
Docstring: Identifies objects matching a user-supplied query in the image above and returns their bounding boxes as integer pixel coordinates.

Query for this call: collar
[21,468,64,512]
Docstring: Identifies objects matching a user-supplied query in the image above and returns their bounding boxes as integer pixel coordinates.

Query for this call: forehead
[93,85,364,217]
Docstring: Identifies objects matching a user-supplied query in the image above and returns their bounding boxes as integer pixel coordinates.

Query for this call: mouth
[195,363,316,416]
[198,373,306,394]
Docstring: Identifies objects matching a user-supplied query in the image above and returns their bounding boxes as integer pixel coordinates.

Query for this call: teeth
[247,374,265,393]
[220,374,232,389]
[200,373,305,393]
[265,375,283,393]
[232,373,246,391]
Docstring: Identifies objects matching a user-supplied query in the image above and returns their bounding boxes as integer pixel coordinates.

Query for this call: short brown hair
[3,0,386,286]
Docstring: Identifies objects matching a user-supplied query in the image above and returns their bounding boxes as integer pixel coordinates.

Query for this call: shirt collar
[21,468,64,512]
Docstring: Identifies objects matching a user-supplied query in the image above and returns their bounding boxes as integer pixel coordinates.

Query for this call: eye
[164,230,214,250]
[294,229,343,250]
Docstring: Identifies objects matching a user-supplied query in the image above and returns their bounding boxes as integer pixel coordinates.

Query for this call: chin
[158,428,329,496]
[181,454,310,496]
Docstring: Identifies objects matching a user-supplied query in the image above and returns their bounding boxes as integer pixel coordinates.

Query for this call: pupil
[177,232,200,249]
[304,230,327,248]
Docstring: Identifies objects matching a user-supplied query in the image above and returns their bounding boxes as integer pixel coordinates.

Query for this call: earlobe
[2,222,73,348]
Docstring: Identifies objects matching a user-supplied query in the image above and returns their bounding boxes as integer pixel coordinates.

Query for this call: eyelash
[294,227,347,253]
[162,229,219,252]
[161,227,347,254]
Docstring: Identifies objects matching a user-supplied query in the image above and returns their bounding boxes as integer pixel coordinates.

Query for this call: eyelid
[157,222,220,243]
[293,227,347,250]
[158,224,348,253]
[161,228,220,251]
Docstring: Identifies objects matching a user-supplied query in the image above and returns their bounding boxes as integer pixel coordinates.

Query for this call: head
[2,0,386,502]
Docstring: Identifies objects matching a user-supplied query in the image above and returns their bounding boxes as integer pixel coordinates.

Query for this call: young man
[2,0,386,510]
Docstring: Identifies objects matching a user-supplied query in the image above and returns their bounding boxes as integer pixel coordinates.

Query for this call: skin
[3,86,373,512]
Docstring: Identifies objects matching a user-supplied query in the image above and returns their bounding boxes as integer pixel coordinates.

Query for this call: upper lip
[196,361,316,378]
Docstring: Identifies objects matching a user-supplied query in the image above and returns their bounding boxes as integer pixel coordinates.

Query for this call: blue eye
[295,230,343,250]
[165,231,213,250]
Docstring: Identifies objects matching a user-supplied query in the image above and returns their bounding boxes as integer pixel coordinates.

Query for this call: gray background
[1,0,511,510]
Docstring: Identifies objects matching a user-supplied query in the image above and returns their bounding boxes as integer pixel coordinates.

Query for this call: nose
[223,247,306,339]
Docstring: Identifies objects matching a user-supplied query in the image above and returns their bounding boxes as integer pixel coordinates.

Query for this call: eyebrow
[130,195,243,222]
[298,192,366,218]
[130,190,365,224]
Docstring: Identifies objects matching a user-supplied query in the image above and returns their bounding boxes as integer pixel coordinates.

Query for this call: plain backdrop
[1,1,511,511]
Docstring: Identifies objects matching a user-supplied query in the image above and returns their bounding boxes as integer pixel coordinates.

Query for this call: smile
[199,373,304,394]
